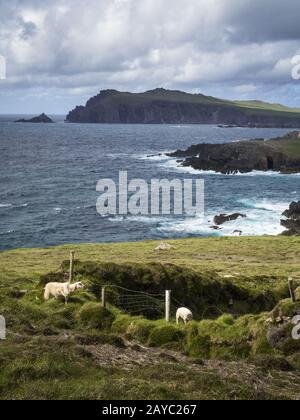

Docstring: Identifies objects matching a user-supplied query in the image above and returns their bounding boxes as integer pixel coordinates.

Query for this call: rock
[154,242,175,251]
[233,230,243,236]
[214,213,246,226]
[15,113,54,123]
[210,225,222,230]
[169,132,300,174]
[191,358,205,366]
[159,352,177,362]
[267,325,287,349]
[10,289,27,299]
[281,201,300,236]
[130,344,144,352]
[66,89,300,127]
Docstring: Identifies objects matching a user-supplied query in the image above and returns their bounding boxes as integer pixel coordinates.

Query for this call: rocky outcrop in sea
[15,113,53,123]
[281,202,300,236]
[169,131,300,174]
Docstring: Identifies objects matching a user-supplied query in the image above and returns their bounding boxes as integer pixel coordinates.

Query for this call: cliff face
[169,131,300,174]
[66,89,300,127]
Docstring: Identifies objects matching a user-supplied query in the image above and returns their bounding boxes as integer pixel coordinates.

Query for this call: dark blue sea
[0,115,299,250]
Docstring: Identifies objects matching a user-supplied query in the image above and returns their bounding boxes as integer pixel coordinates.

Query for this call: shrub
[148,325,184,347]
[74,332,125,348]
[112,315,138,334]
[187,335,211,358]
[78,303,115,329]
[126,319,156,343]
[217,314,235,326]
[250,355,292,372]
[185,321,200,344]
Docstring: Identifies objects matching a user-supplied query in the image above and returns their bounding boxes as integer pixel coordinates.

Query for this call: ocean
[0,115,299,250]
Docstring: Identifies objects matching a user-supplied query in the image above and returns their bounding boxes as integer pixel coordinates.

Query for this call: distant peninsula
[66,88,300,127]
[15,113,53,123]
[169,131,300,174]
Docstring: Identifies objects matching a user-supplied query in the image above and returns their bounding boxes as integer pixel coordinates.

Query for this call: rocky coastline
[66,89,300,127]
[169,131,300,174]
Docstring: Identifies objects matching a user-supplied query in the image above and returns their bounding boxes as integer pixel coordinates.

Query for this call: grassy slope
[103,89,300,120]
[1,237,300,400]
[267,135,300,159]
[2,236,300,284]
[234,100,300,114]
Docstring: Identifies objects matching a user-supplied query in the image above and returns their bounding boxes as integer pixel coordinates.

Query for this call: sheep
[154,242,176,251]
[44,281,84,305]
[176,307,193,325]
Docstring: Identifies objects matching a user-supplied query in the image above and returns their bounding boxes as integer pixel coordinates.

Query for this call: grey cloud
[0,0,299,113]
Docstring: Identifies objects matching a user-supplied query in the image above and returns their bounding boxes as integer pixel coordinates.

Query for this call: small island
[168,131,300,174]
[15,113,54,123]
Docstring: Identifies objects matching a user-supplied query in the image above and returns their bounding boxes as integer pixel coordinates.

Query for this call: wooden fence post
[288,277,296,303]
[102,287,106,308]
[69,251,75,283]
[165,290,171,322]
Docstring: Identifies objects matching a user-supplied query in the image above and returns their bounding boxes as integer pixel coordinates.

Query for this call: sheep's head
[75,282,85,290]
[69,282,85,292]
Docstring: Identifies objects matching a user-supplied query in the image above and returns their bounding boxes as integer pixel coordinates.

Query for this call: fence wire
[104,284,166,318]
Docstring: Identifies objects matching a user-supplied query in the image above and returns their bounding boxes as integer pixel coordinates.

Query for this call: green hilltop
[66,88,300,125]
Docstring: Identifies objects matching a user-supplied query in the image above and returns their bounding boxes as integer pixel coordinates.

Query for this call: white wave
[156,155,300,177]
[0,203,29,210]
[138,152,172,162]
[162,159,222,175]
[54,207,62,212]
[0,229,15,236]
[237,198,289,213]
[158,216,216,237]
[156,196,288,237]
[108,215,167,224]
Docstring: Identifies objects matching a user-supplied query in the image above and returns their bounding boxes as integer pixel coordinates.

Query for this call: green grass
[234,100,300,114]
[2,236,300,283]
[1,237,300,400]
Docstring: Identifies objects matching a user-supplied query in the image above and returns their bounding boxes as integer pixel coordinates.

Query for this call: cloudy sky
[0,0,300,114]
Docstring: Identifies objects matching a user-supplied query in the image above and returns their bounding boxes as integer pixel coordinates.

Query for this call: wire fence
[103,284,181,319]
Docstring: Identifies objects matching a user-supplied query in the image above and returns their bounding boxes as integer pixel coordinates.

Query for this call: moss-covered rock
[271,299,300,319]
[78,303,115,329]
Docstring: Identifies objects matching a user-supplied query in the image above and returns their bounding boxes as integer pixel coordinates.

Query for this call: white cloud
[0,0,300,113]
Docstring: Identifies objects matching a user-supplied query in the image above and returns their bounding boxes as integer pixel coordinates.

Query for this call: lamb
[176,307,193,325]
[44,281,84,304]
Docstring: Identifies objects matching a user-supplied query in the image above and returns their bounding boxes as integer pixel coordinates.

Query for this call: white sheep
[176,307,193,324]
[44,281,84,305]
